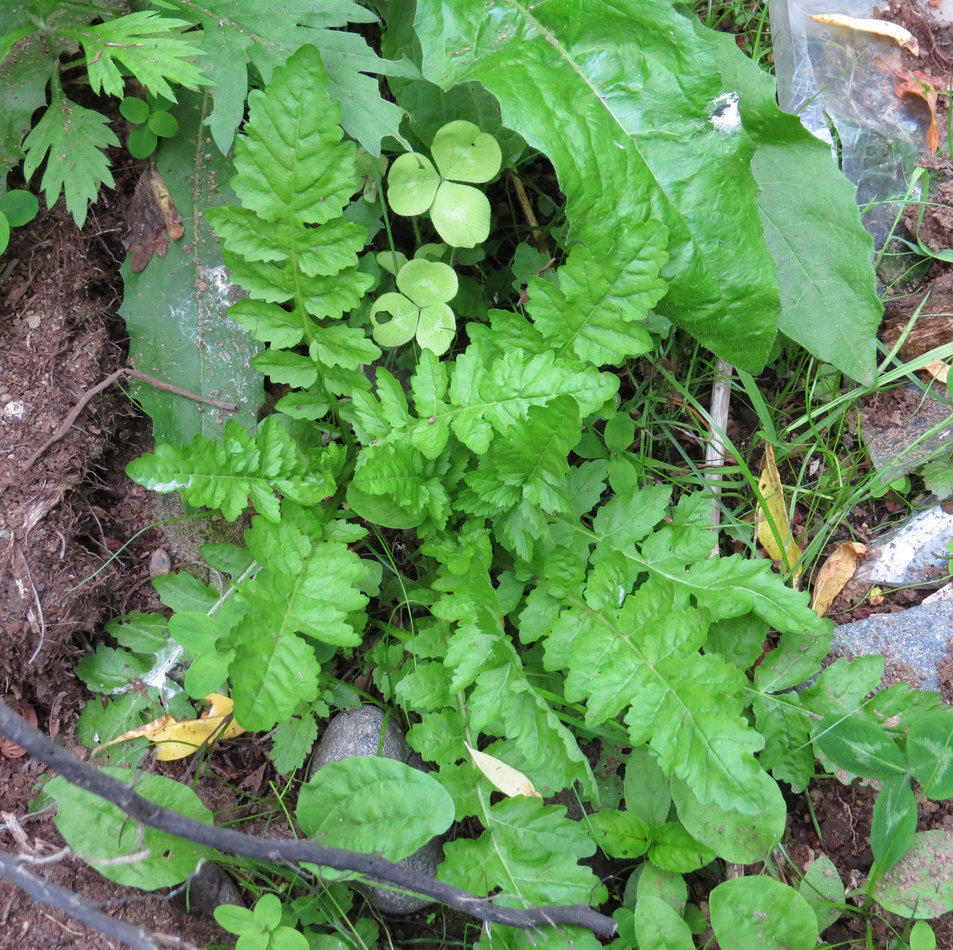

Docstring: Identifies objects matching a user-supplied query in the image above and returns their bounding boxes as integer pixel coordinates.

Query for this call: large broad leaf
[699,19,880,383]
[414,0,780,372]
[438,796,605,906]
[48,769,215,889]
[119,89,262,444]
[296,757,454,861]
[161,0,414,155]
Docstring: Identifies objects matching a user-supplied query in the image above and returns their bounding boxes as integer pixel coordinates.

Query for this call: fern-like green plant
[205,44,378,424]
[52,16,940,949]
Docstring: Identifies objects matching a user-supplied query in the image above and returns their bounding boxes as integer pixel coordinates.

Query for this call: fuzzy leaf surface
[49,770,215,888]
[120,88,263,444]
[297,758,454,861]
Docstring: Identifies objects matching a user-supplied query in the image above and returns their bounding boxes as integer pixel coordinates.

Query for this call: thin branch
[706,358,734,555]
[20,369,240,473]
[0,700,617,939]
[0,849,197,950]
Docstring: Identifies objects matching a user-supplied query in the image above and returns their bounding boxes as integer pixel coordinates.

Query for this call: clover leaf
[371,259,458,355]
[120,95,179,159]
[387,120,502,248]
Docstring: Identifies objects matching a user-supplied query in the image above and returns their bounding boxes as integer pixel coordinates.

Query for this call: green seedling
[215,894,309,950]
[120,95,180,159]
[370,258,458,354]
[387,120,502,247]
[0,189,39,255]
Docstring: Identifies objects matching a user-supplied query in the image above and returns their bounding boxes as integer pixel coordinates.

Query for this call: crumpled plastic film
[770,0,950,247]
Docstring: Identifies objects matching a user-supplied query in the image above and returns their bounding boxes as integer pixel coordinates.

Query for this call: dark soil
[0,193,224,948]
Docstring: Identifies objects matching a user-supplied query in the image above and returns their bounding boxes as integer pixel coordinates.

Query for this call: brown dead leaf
[123,165,184,272]
[891,70,947,153]
[95,693,245,761]
[923,359,950,384]
[755,444,802,583]
[811,542,868,616]
[809,14,920,57]
[1,700,37,758]
[465,742,541,799]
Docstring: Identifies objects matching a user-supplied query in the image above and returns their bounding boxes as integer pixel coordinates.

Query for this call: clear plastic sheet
[770,0,952,246]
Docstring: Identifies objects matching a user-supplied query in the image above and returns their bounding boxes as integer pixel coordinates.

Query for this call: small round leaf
[149,110,179,138]
[253,893,282,930]
[396,259,458,306]
[128,124,158,159]
[431,120,502,183]
[0,189,39,227]
[376,250,408,276]
[430,181,490,248]
[387,152,440,216]
[120,96,150,123]
[214,904,255,936]
[416,303,456,355]
[371,292,419,347]
[0,213,9,256]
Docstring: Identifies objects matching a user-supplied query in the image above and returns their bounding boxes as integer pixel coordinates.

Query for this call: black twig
[0,700,617,939]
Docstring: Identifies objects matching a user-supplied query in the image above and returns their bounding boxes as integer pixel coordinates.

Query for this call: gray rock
[832,600,953,692]
[179,861,244,915]
[309,706,441,914]
[854,504,953,587]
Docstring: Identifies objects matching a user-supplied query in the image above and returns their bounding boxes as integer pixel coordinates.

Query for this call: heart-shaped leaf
[431,119,502,182]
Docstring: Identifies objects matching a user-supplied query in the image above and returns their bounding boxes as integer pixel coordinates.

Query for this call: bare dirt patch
[0,192,225,947]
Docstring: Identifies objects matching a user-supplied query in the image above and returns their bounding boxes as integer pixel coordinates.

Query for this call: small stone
[2,400,30,421]
[179,861,244,915]
[309,706,442,914]
[149,548,172,577]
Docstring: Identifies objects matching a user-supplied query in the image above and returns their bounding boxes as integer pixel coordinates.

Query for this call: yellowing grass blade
[755,444,802,583]
[95,693,245,761]
[809,15,920,57]
[465,742,541,799]
[811,542,867,616]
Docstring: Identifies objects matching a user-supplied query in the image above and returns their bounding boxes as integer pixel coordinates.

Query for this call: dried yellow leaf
[811,542,867,616]
[755,444,802,583]
[465,742,541,799]
[923,360,950,384]
[809,14,920,57]
[95,693,245,761]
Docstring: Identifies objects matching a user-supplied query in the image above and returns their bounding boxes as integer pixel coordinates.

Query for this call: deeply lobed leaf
[127,417,338,522]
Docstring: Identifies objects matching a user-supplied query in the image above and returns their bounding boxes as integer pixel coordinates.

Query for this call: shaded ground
[0,194,224,948]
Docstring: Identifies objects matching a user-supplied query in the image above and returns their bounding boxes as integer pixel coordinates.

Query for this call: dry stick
[706,358,734,556]
[0,700,617,939]
[508,171,546,250]
[0,849,195,950]
[20,369,240,473]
